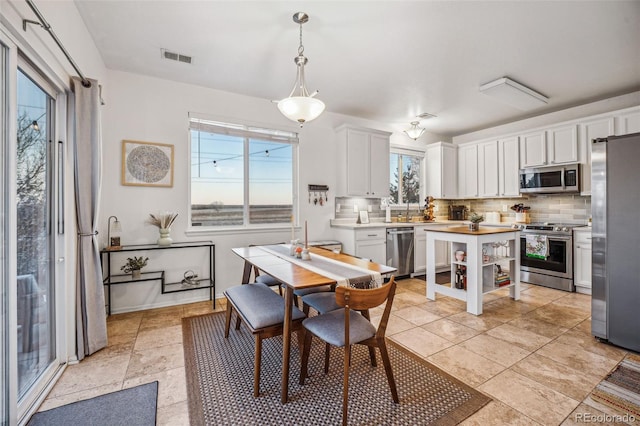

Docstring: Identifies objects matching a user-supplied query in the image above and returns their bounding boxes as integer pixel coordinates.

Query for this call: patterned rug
[590,354,640,418]
[182,312,490,425]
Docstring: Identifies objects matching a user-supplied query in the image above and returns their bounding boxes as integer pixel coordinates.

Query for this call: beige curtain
[71,77,107,359]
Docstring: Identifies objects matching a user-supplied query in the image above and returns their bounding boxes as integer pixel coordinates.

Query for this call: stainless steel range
[511,222,579,292]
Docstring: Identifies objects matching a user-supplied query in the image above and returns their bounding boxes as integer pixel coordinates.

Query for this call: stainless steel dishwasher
[386,227,414,277]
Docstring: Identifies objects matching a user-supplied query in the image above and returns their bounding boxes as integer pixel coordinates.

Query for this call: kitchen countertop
[329,219,510,229]
[427,225,518,235]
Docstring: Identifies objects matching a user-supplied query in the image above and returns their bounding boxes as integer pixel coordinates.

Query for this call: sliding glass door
[16,64,57,401]
[1,38,9,425]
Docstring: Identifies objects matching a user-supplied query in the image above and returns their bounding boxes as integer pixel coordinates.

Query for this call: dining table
[231,244,397,403]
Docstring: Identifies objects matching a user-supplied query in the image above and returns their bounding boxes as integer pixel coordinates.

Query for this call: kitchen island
[426,226,520,315]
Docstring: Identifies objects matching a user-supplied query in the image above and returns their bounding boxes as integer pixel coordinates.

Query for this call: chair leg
[235,313,242,330]
[377,338,399,403]
[254,335,262,397]
[299,329,313,385]
[342,343,350,426]
[324,342,331,374]
[302,303,310,316]
[224,302,232,338]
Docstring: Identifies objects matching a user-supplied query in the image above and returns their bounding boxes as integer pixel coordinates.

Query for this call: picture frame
[359,211,370,224]
[122,140,174,187]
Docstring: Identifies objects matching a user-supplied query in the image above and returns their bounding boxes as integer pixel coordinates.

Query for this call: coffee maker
[448,205,467,221]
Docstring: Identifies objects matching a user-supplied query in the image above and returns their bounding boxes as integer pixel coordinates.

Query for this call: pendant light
[404,121,425,140]
[277,12,325,127]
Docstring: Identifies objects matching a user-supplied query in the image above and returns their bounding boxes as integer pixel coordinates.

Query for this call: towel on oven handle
[525,235,548,259]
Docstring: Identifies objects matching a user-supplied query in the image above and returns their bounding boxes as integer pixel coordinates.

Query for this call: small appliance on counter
[448,205,467,221]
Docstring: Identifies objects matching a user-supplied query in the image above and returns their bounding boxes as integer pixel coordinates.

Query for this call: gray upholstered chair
[299,278,399,426]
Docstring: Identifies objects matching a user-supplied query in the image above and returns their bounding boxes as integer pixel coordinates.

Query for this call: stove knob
[562,227,569,232]
[554,226,561,232]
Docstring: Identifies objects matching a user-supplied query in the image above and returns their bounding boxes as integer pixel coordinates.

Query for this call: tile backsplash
[335,195,591,224]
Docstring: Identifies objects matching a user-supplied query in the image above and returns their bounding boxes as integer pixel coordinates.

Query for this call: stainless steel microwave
[519,164,580,194]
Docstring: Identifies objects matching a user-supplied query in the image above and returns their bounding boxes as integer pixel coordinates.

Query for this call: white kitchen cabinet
[547,124,578,164]
[478,141,499,198]
[519,125,578,167]
[425,142,457,199]
[519,130,546,168]
[414,225,450,275]
[336,125,391,197]
[614,108,640,135]
[498,136,520,197]
[458,144,478,198]
[574,229,592,295]
[579,117,614,195]
[354,228,387,265]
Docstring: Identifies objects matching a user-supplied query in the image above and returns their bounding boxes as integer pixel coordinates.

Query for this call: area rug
[590,354,640,418]
[182,312,490,425]
[27,381,158,426]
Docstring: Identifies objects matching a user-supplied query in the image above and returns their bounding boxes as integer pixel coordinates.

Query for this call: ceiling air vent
[161,49,192,64]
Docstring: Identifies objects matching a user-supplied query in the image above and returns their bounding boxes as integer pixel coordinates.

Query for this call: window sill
[185,225,299,237]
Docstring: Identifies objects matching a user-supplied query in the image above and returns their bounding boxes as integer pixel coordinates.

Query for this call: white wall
[101,70,438,311]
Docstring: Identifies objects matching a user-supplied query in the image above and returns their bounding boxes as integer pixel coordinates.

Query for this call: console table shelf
[100,241,215,315]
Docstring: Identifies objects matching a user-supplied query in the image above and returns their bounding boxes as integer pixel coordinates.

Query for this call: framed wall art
[122,140,174,187]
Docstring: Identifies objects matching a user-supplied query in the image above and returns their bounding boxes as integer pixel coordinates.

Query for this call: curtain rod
[22,0,91,88]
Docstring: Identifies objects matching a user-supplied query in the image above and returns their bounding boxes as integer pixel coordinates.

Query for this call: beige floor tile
[134,325,183,351]
[511,353,601,401]
[554,329,627,362]
[479,370,580,425]
[38,383,123,411]
[486,323,552,352]
[392,305,441,325]
[419,299,466,317]
[125,343,185,380]
[508,316,569,339]
[421,318,481,344]
[389,327,453,358]
[522,303,589,329]
[376,313,415,336]
[535,341,620,377]
[123,367,187,408]
[107,310,144,322]
[480,292,505,303]
[139,314,183,331]
[183,300,218,317]
[478,305,524,323]
[90,333,136,361]
[522,285,567,301]
[107,316,142,337]
[460,400,541,426]
[517,291,556,307]
[427,345,505,387]
[561,403,621,426]
[391,291,426,309]
[49,354,130,397]
[459,334,531,367]
[156,400,190,426]
[552,292,592,313]
[447,311,504,331]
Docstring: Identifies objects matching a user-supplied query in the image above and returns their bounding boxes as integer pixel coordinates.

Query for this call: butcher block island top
[428,226,516,235]
[425,226,521,315]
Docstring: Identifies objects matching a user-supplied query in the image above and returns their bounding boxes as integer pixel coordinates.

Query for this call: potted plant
[121,256,149,279]
[468,212,484,231]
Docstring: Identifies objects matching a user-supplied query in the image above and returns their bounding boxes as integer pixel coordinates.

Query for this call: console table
[100,241,215,315]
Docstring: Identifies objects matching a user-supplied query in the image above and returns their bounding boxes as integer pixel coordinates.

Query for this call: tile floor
[38,279,634,425]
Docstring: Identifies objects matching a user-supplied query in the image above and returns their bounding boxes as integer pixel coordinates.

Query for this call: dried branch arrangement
[147,212,178,229]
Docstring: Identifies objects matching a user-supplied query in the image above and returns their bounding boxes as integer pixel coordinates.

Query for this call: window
[389,148,424,205]
[189,116,298,228]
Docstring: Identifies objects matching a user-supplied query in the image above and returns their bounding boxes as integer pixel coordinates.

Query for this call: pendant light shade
[404,121,425,140]
[277,12,325,127]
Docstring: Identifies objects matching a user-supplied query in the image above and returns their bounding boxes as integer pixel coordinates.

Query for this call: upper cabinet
[519,124,578,168]
[458,144,478,198]
[477,141,499,198]
[336,125,391,197]
[426,142,457,199]
[614,109,640,135]
[498,136,520,197]
[579,117,614,195]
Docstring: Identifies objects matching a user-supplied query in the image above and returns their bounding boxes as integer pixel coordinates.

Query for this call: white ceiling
[74,1,640,137]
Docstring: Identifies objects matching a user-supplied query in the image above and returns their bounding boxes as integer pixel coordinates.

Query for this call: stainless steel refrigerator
[591,132,640,352]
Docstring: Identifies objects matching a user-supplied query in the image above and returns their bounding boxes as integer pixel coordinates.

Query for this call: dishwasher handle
[387,229,414,235]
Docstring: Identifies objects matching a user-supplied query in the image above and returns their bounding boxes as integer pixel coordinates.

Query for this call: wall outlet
[336,203,341,213]
[502,204,508,212]
[433,205,439,212]
[367,205,372,212]
[353,204,359,213]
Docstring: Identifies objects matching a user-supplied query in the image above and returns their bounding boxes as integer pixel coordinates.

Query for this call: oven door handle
[522,234,572,241]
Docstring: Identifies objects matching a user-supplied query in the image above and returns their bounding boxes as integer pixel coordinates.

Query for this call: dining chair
[299,277,399,426]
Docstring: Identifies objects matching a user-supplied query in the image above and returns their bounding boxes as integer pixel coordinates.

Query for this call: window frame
[186,115,299,234]
[389,146,426,207]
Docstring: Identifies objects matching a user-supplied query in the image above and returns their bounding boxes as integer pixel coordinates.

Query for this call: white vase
[132,269,141,280]
[158,228,173,246]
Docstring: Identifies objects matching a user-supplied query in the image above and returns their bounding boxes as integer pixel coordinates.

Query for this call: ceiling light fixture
[404,121,426,140]
[277,12,325,127]
[479,77,548,111]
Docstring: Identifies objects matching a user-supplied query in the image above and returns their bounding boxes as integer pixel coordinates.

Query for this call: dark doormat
[183,312,490,425]
[27,381,158,426]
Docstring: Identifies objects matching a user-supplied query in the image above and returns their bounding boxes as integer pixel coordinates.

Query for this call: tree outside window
[389,152,422,204]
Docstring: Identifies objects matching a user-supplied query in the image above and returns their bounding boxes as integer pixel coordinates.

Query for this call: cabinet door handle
[576,245,581,248]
